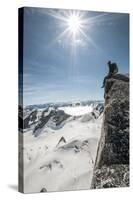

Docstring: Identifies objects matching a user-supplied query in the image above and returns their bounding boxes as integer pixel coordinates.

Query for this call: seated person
[101,61,118,88]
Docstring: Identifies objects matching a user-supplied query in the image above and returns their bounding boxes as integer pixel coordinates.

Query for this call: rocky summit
[91,74,129,188]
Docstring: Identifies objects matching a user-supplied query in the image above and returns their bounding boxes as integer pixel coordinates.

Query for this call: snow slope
[20,105,103,193]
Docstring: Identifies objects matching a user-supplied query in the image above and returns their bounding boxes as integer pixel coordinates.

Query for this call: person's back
[108,61,118,75]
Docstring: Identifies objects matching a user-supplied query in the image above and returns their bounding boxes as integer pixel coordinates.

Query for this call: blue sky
[22,7,129,105]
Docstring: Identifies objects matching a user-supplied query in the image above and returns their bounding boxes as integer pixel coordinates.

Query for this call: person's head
[107,60,111,65]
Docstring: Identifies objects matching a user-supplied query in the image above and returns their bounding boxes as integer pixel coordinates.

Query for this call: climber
[101,61,118,88]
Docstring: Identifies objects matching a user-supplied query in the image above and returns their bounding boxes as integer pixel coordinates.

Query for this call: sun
[47,9,104,50]
[67,14,81,35]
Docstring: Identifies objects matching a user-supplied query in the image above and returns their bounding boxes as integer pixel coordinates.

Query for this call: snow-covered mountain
[20,101,103,133]
[19,101,104,193]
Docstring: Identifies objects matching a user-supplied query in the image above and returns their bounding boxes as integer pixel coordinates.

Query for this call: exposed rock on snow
[40,187,47,192]
[56,136,66,147]
[91,74,129,189]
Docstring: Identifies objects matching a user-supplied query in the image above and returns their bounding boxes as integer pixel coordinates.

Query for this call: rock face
[91,74,129,188]
[24,110,38,129]
[33,110,70,136]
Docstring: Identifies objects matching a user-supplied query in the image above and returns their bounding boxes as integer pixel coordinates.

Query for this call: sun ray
[79,28,102,52]
[46,9,68,23]
[81,13,108,26]
[46,28,70,48]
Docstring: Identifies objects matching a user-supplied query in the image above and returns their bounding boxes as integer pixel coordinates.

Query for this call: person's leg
[101,74,113,88]
[101,76,107,88]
